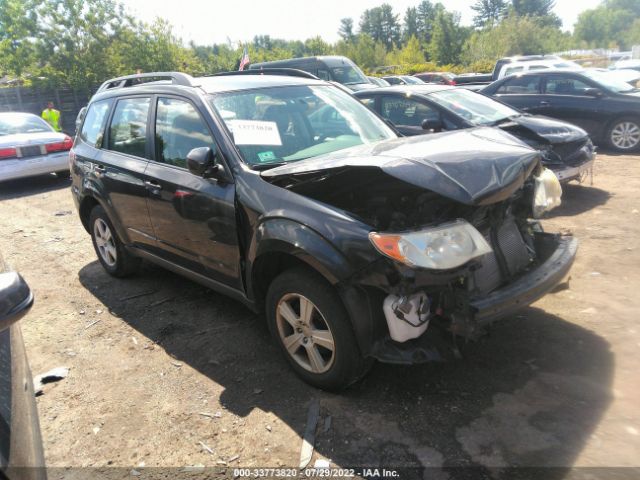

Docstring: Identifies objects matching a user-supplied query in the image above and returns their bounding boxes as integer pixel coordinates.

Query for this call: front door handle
[539,101,551,107]
[144,180,162,192]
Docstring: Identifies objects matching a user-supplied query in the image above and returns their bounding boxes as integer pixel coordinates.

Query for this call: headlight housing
[369,219,492,270]
[533,167,562,218]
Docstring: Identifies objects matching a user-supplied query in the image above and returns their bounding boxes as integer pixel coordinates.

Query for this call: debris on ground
[324,416,332,433]
[54,210,72,216]
[84,318,102,329]
[198,441,214,454]
[121,290,157,301]
[228,454,240,463]
[33,367,70,396]
[314,458,331,469]
[198,411,222,419]
[149,297,174,308]
[299,398,320,469]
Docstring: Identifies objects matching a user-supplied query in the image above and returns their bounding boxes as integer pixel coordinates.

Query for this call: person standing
[41,101,61,132]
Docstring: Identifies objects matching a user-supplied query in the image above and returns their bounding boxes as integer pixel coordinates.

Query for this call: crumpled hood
[262,127,541,206]
[498,115,588,145]
[0,131,67,148]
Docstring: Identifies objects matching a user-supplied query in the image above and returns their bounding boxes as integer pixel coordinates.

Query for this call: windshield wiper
[251,162,288,171]
[490,114,521,126]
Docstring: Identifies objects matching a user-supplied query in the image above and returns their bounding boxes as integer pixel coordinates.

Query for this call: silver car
[0,112,72,182]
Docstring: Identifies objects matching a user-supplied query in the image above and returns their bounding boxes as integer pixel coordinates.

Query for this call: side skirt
[126,246,257,312]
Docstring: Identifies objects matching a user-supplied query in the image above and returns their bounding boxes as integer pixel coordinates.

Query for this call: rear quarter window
[80,100,112,148]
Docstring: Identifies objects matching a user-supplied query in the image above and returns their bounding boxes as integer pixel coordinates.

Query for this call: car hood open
[498,115,588,145]
[262,127,540,206]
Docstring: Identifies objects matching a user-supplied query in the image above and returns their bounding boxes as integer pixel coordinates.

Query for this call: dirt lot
[1,153,639,478]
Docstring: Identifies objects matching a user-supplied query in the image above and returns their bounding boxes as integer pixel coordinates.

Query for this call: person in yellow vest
[41,101,61,132]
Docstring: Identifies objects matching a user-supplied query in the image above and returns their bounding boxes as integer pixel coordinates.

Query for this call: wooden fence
[0,84,99,134]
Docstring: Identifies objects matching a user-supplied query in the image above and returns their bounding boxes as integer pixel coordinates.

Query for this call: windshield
[429,89,518,125]
[330,65,368,85]
[582,70,635,93]
[0,114,53,136]
[403,76,425,85]
[210,85,396,167]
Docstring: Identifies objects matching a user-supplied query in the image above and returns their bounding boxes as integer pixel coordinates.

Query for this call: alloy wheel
[94,218,117,267]
[611,121,640,150]
[275,293,336,374]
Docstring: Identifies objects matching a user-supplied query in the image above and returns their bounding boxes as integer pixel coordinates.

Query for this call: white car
[0,112,72,182]
[498,59,582,79]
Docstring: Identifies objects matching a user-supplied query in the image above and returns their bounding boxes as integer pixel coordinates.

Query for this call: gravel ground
[1,153,639,479]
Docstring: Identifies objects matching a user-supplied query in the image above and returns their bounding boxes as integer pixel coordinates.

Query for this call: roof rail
[96,72,196,93]
[209,68,320,80]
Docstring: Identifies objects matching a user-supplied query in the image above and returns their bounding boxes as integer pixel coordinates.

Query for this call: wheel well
[251,253,319,312]
[79,196,100,233]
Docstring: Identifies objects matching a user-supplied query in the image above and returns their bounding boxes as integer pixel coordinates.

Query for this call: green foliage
[359,3,401,50]
[462,15,572,64]
[1,0,636,91]
[574,1,639,49]
[428,9,468,65]
[338,18,355,42]
[472,0,508,28]
[0,0,38,77]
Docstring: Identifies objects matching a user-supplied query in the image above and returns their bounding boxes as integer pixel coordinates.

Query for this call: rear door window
[107,97,151,158]
[80,100,111,148]
[496,75,542,94]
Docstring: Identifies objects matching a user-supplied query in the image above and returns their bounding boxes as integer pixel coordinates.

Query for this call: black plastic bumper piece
[470,234,578,325]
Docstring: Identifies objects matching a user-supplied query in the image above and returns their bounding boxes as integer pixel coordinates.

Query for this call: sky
[120,0,603,46]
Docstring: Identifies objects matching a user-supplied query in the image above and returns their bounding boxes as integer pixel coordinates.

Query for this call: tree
[574,1,639,49]
[403,7,419,42]
[512,0,555,17]
[472,0,508,28]
[0,0,38,78]
[511,0,562,27]
[416,0,438,45]
[462,15,571,63]
[338,18,355,42]
[359,4,400,50]
[429,9,466,65]
[304,36,332,56]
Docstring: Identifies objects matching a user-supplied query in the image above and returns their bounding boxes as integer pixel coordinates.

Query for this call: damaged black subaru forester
[71,71,577,390]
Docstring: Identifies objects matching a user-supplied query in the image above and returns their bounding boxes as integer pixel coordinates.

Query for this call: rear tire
[607,117,640,152]
[265,268,372,390]
[89,205,140,277]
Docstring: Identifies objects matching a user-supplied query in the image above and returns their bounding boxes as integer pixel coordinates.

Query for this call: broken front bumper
[366,233,578,364]
[470,234,577,325]
[552,158,594,183]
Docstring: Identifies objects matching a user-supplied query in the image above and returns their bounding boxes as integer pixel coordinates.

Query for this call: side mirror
[584,88,603,98]
[422,118,443,131]
[186,147,224,179]
[0,271,34,333]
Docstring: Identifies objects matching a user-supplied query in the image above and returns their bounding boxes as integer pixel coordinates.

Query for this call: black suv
[71,71,577,390]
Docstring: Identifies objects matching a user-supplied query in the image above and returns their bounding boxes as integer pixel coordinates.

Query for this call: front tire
[89,205,140,277]
[607,117,640,152]
[265,268,372,390]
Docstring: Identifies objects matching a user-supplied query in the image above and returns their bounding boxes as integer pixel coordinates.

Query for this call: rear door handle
[539,101,551,107]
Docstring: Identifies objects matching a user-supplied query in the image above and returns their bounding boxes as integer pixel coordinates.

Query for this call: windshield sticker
[257,151,277,162]
[228,120,282,146]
